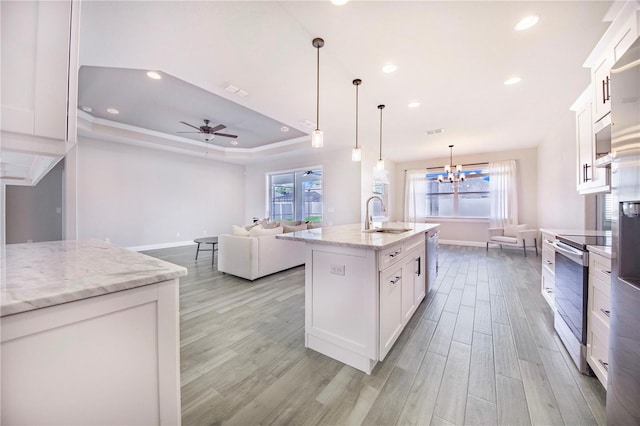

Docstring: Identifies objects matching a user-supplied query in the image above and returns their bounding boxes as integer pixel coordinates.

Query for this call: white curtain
[404,169,428,222]
[489,160,518,227]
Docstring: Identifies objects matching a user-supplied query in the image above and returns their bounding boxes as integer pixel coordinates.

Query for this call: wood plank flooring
[144,244,606,426]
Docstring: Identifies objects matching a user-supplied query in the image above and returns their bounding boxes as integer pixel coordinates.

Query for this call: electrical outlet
[56,207,62,214]
[27,239,33,244]
[330,264,345,276]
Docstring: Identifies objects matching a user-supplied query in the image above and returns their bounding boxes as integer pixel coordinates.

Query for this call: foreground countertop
[276,222,439,250]
[1,240,187,317]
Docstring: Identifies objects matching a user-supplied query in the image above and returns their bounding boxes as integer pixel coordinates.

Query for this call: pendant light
[311,38,324,148]
[437,144,465,183]
[352,79,362,161]
[376,104,385,169]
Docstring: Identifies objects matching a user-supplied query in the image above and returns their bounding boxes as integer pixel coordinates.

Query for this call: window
[596,192,613,231]
[424,165,490,218]
[268,168,323,223]
[371,181,389,218]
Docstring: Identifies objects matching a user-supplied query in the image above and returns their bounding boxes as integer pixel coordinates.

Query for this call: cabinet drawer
[588,314,609,388]
[403,234,424,254]
[379,243,403,271]
[590,273,611,327]
[542,245,555,274]
[589,252,611,284]
[541,268,555,310]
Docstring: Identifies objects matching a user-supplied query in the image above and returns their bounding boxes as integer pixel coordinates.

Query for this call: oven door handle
[553,241,585,258]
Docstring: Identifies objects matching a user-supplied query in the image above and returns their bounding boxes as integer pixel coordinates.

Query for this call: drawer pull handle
[600,308,611,317]
[390,276,401,285]
[389,251,401,258]
[545,260,553,265]
[544,239,554,244]
[603,270,611,275]
[599,359,609,371]
[416,256,421,276]
[545,289,553,294]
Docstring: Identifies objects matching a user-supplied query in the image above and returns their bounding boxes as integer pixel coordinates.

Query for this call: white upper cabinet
[1,0,80,186]
[585,2,639,124]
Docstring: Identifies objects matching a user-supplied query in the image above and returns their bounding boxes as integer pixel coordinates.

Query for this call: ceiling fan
[178,119,238,142]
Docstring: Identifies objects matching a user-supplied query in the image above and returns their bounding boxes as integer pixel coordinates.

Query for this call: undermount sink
[363,227,412,234]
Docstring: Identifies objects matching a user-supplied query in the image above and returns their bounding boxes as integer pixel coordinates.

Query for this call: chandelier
[438,144,465,183]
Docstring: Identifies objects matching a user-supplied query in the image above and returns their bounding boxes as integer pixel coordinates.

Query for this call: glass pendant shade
[376,158,385,170]
[312,129,323,148]
[444,164,451,173]
[352,147,362,161]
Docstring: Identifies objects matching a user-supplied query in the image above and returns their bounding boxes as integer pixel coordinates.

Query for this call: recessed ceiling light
[81,106,92,113]
[504,76,522,85]
[281,126,290,132]
[146,71,162,80]
[106,108,119,114]
[236,90,249,97]
[382,64,398,73]
[514,15,539,31]
[330,0,349,5]
[408,101,421,108]
[230,140,239,146]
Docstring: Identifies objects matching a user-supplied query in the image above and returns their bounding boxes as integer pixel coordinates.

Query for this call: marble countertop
[587,245,613,259]
[1,240,187,317]
[276,222,439,250]
[539,228,611,237]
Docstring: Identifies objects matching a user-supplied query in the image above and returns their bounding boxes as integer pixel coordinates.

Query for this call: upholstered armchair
[486,224,538,257]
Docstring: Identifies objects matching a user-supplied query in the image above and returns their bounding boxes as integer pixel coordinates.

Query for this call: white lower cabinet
[587,251,612,388]
[380,264,404,360]
[540,231,556,309]
[0,279,181,425]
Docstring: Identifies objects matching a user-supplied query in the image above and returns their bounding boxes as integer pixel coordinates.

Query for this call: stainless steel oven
[553,238,590,373]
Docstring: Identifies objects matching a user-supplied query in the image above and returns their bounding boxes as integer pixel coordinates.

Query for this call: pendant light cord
[355,83,359,149]
[316,46,320,130]
[378,105,384,161]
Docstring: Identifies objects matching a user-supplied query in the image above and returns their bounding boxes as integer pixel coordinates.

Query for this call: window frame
[424,164,490,219]
[266,166,323,223]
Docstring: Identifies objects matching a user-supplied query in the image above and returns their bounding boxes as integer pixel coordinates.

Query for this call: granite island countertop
[1,240,187,317]
[276,222,439,250]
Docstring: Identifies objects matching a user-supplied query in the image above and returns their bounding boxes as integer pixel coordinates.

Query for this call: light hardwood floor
[144,244,606,426]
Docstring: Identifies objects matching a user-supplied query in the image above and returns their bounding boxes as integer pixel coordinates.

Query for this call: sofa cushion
[232,225,250,236]
[504,224,527,237]
[492,235,518,244]
[283,223,307,233]
[249,225,284,237]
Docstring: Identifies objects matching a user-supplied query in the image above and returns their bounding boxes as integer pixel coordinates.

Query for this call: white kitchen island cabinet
[0,240,187,425]
[278,222,438,374]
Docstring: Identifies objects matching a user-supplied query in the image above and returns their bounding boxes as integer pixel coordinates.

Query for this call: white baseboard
[441,240,538,252]
[128,240,194,252]
[439,239,486,247]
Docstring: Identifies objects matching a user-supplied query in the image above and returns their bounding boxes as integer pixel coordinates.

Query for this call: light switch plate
[330,264,345,276]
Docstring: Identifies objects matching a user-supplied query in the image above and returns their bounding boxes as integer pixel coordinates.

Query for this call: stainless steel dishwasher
[426,229,439,294]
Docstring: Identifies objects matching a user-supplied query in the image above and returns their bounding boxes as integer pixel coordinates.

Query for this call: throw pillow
[261,220,280,229]
[249,225,284,237]
[283,223,307,233]
[503,224,527,237]
[232,225,250,236]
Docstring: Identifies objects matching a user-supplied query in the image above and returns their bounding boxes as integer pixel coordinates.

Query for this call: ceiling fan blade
[179,121,202,131]
[213,132,238,138]
[176,131,202,134]
[209,124,226,133]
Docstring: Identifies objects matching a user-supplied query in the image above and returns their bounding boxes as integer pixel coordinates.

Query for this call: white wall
[77,137,245,248]
[537,111,586,230]
[5,161,64,244]
[394,147,538,244]
[244,147,362,227]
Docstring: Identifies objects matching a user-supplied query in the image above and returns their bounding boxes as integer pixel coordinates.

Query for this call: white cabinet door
[401,255,416,323]
[379,265,403,360]
[592,54,613,123]
[1,0,72,140]
[576,100,595,191]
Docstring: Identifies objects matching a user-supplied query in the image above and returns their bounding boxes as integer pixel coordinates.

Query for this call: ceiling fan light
[352,147,362,162]
[201,133,215,142]
[312,129,323,148]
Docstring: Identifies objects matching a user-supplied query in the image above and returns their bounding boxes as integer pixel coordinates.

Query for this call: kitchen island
[1,240,187,425]
[277,222,439,374]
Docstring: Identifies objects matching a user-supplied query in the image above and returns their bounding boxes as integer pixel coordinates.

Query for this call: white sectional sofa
[218,225,306,280]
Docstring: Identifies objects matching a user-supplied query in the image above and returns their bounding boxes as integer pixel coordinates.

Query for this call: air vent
[425,128,444,135]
